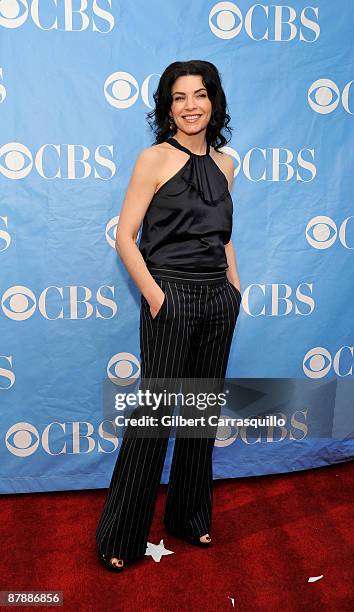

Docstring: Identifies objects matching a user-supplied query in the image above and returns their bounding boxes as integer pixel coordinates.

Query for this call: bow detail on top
[180,154,230,206]
[165,137,229,206]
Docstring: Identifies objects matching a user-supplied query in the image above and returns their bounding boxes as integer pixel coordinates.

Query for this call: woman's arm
[115,147,165,316]
[223,154,241,292]
[225,240,241,291]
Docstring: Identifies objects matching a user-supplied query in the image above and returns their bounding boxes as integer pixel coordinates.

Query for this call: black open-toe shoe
[98,550,125,572]
[165,526,212,548]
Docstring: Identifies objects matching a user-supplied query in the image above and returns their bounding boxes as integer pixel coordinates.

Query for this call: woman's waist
[147,266,228,285]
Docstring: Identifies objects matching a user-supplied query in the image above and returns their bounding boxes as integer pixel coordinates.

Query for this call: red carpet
[1,460,353,611]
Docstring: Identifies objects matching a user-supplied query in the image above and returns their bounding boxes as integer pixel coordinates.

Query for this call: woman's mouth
[182,115,202,123]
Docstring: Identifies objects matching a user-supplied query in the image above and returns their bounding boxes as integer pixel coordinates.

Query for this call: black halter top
[138,137,233,272]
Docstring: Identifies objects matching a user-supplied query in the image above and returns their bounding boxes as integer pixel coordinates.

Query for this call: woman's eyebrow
[172,88,207,95]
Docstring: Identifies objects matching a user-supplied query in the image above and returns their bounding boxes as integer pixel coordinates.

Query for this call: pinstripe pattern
[96,269,241,562]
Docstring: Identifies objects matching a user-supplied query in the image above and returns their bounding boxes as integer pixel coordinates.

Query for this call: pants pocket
[141,280,168,320]
[227,280,242,308]
[152,291,167,320]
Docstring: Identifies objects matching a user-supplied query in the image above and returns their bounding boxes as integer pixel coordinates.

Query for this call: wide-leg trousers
[96,267,241,561]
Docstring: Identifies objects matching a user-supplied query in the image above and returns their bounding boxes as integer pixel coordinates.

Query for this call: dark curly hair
[146,60,232,152]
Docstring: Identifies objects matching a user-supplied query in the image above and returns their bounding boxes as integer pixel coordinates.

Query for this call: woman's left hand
[228,278,241,293]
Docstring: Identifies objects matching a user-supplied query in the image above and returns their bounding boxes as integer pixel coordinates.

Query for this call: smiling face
[169,74,212,136]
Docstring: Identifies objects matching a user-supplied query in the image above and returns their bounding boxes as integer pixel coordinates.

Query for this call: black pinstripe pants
[96,268,241,561]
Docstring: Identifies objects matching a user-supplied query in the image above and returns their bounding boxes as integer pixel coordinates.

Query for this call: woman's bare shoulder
[211,146,234,168]
[211,146,234,177]
[138,142,173,164]
[135,143,177,188]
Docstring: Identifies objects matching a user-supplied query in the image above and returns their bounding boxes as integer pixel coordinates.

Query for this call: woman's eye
[174,93,207,101]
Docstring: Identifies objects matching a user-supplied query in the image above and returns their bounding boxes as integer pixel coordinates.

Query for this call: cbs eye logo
[303,347,332,378]
[2,285,36,320]
[303,347,354,378]
[306,216,354,250]
[5,422,39,457]
[209,2,242,39]
[0,0,28,29]
[104,71,160,109]
[308,79,354,114]
[105,215,141,249]
[0,143,33,179]
[107,352,140,386]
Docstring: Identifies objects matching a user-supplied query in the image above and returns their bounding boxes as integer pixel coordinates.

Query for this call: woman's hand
[149,287,166,319]
[227,273,241,293]
[229,280,241,293]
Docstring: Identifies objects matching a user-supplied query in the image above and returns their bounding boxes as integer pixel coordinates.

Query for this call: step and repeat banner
[1,1,353,494]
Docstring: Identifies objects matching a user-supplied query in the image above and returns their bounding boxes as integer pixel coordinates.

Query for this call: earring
[209,110,217,126]
[169,116,175,128]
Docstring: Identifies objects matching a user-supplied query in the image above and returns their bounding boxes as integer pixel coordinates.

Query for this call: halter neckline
[160,136,229,206]
[167,137,210,157]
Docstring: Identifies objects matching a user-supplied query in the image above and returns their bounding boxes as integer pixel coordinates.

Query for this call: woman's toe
[111,557,124,567]
[200,534,211,543]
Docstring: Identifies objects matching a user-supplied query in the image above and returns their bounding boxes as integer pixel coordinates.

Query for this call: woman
[96,59,241,571]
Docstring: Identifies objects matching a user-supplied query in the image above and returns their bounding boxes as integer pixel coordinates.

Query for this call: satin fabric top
[138,137,233,272]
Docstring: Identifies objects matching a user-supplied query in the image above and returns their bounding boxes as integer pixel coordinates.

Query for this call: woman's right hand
[149,287,166,319]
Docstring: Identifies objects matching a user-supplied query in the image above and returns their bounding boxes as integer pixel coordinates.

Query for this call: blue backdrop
[1,0,353,494]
